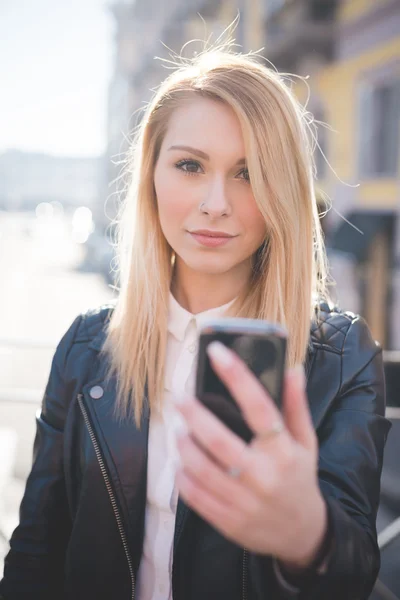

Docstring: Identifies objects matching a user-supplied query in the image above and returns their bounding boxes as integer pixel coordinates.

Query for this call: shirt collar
[168,292,236,342]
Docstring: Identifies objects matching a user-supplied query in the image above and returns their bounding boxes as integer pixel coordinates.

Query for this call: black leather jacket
[0,303,391,600]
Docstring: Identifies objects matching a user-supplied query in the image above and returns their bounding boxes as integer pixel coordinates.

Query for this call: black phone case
[195,322,286,443]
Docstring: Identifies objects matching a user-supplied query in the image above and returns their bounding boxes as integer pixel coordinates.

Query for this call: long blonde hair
[104,45,329,425]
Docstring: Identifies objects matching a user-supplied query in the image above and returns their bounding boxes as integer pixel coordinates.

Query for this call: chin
[182,253,236,275]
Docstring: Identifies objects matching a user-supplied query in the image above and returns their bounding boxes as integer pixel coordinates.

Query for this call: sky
[0,0,114,157]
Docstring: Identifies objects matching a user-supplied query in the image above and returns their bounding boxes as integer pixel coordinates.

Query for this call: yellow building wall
[244,0,264,51]
[357,181,399,209]
[338,0,393,24]
[314,36,400,209]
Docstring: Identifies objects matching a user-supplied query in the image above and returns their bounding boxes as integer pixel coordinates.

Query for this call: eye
[175,159,203,176]
[237,167,250,182]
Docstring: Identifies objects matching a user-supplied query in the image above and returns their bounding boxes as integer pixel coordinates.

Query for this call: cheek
[155,169,194,229]
[239,199,267,245]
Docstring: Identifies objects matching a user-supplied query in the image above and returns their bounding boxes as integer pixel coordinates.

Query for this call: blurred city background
[0,0,399,596]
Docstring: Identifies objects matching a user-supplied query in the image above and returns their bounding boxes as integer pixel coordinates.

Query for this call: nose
[200,177,232,218]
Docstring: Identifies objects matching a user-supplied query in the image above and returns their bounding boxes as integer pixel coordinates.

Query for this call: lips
[188,230,236,248]
[189,229,235,238]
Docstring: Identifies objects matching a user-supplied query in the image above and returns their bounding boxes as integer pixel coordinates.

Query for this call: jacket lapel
[80,367,150,572]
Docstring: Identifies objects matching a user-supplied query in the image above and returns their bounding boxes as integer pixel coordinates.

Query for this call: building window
[359,79,400,177]
[309,0,337,21]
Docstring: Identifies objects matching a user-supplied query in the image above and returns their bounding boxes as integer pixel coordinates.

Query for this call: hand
[174,341,328,569]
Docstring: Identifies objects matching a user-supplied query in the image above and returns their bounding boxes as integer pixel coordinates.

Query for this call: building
[318,0,400,350]
[263,0,400,350]
[0,149,101,212]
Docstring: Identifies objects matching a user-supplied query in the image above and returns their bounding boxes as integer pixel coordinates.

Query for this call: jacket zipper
[242,547,248,600]
[77,394,135,600]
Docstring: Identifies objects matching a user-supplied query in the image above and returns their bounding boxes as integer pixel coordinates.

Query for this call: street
[0,209,114,569]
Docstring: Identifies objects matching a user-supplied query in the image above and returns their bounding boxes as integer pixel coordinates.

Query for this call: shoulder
[310,301,386,418]
[73,302,116,344]
[311,301,384,407]
[52,302,116,369]
[39,303,116,429]
[311,300,381,361]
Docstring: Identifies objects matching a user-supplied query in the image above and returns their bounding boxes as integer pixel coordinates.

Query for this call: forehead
[161,96,246,155]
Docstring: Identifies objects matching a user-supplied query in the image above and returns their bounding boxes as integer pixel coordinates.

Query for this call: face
[154,96,267,282]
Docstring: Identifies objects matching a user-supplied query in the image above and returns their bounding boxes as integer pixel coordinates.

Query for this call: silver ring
[227,446,249,479]
[227,421,284,479]
[227,465,243,479]
[257,420,284,442]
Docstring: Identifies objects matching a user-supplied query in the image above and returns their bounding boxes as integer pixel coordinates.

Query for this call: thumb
[283,365,316,452]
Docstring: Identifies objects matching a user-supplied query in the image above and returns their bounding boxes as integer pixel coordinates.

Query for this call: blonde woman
[0,47,390,600]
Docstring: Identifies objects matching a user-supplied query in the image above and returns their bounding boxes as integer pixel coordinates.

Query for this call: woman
[0,47,391,600]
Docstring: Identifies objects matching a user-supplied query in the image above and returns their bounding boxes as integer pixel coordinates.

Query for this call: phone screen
[195,319,287,442]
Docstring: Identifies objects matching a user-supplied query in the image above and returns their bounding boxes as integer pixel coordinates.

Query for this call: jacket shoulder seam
[74,305,114,343]
[311,309,354,353]
[64,315,84,367]
[339,317,382,394]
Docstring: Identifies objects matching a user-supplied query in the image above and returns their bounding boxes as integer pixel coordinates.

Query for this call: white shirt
[136,292,235,600]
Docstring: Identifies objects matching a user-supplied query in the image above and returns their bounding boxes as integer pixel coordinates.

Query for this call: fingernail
[207,341,233,368]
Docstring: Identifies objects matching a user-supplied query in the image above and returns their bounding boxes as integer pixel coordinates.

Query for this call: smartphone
[195,318,287,443]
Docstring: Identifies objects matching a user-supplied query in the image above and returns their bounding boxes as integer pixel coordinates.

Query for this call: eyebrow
[168,145,246,166]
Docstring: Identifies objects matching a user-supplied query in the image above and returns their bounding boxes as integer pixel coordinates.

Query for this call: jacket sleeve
[0,316,82,600]
[249,315,391,600]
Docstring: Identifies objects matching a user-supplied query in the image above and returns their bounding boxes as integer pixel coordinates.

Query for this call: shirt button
[188,343,196,353]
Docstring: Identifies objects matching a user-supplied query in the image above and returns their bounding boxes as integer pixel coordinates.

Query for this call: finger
[206,341,289,445]
[176,468,244,543]
[175,394,250,472]
[175,396,280,498]
[283,365,316,452]
[176,432,254,506]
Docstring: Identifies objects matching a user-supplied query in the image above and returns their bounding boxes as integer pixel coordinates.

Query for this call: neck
[171,258,251,314]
